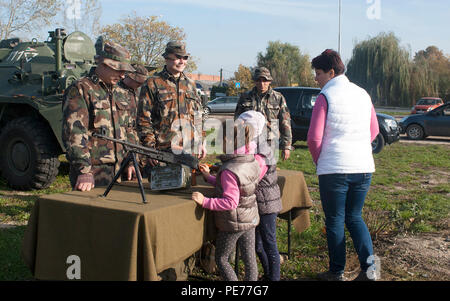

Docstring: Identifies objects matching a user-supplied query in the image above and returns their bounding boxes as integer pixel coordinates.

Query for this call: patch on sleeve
[67,86,80,99]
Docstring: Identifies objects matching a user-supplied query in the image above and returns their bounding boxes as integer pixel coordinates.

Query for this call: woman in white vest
[307,49,380,281]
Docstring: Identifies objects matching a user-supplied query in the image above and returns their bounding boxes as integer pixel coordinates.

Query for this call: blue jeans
[319,173,374,275]
[255,213,280,281]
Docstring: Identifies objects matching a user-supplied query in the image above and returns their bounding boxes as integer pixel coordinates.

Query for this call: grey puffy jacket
[214,154,261,232]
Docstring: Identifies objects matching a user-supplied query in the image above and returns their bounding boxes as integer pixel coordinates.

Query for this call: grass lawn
[1,142,449,281]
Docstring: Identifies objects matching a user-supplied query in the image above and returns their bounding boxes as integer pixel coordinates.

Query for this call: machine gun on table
[92,133,199,204]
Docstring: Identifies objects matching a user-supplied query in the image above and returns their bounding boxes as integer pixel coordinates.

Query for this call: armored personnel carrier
[0,28,96,190]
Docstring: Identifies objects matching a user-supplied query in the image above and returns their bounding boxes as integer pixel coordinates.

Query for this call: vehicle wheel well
[406,123,426,140]
[372,133,385,154]
[407,123,426,135]
[0,104,63,153]
[378,127,388,141]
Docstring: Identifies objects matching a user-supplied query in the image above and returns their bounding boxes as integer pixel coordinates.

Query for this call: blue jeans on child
[318,173,374,275]
[255,213,280,281]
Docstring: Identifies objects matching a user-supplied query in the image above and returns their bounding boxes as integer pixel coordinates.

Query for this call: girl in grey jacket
[192,121,262,281]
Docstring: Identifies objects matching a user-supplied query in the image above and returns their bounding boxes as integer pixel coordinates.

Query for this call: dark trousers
[255,213,280,281]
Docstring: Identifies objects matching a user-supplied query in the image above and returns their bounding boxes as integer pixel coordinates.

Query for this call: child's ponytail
[221,120,254,153]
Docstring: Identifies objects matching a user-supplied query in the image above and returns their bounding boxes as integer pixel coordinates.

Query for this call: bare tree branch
[100,12,197,72]
[0,0,60,40]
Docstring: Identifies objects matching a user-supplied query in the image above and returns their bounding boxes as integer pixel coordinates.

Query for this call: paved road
[209,113,233,122]
[375,106,411,113]
[399,135,450,145]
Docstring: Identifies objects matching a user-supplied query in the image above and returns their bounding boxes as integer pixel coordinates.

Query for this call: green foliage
[257,41,316,87]
[0,226,33,280]
[210,85,228,99]
[227,64,254,96]
[414,46,450,102]
[347,32,450,107]
[347,32,412,106]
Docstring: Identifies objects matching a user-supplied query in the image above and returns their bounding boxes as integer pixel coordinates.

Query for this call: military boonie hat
[253,67,273,81]
[163,41,190,58]
[95,40,135,72]
[126,64,149,84]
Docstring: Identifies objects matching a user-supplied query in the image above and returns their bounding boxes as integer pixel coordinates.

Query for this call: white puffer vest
[316,75,375,175]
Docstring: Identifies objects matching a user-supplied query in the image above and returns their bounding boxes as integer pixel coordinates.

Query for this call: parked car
[206,96,239,113]
[195,82,205,96]
[273,87,400,153]
[411,97,444,114]
[400,102,450,140]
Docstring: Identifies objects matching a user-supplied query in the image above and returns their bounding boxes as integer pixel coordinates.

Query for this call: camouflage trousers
[69,164,116,189]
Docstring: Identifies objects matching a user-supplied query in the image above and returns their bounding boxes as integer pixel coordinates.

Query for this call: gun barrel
[92,133,199,169]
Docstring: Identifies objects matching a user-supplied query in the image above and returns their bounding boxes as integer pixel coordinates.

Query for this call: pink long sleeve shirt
[202,142,268,211]
[307,94,379,165]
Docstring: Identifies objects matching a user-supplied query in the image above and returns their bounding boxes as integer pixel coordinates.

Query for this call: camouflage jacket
[234,87,292,150]
[62,68,139,176]
[137,66,204,153]
[114,80,140,123]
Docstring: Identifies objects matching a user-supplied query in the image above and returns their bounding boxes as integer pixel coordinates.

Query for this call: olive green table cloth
[22,169,312,280]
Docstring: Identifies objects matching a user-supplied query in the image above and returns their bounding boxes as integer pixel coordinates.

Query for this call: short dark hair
[311,49,345,75]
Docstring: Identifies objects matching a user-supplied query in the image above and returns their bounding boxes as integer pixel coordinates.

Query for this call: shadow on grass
[59,160,70,177]
[0,226,34,280]
[292,144,309,150]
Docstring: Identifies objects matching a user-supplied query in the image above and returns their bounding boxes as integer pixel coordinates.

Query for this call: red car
[411,97,444,114]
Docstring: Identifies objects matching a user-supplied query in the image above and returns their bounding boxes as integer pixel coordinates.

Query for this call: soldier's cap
[253,67,273,81]
[95,41,135,72]
[162,41,190,58]
[126,63,149,84]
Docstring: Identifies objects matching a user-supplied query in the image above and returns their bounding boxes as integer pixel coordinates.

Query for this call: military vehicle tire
[0,117,60,190]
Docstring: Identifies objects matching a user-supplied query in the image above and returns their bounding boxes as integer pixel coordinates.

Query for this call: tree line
[0,1,197,72]
[347,32,450,106]
[228,33,449,107]
[1,1,448,106]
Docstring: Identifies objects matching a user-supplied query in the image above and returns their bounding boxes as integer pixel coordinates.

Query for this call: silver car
[206,96,239,113]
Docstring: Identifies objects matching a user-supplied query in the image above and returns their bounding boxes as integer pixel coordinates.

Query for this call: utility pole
[338,0,342,54]
[219,68,223,86]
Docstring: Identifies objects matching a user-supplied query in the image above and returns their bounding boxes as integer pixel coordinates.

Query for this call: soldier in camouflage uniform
[137,41,206,167]
[234,67,292,161]
[62,41,138,191]
[113,63,149,125]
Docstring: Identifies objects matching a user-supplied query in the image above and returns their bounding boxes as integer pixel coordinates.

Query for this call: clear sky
[98,0,449,79]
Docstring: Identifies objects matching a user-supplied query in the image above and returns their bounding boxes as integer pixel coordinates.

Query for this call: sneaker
[353,271,379,281]
[316,271,347,281]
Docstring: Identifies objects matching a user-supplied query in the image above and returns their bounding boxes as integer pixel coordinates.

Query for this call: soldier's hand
[198,144,207,159]
[147,158,159,167]
[192,192,204,205]
[75,174,95,192]
[282,149,291,161]
[126,166,136,181]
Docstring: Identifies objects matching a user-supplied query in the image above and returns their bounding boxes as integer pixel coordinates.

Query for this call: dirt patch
[374,230,450,281]
[420,171,450,187]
